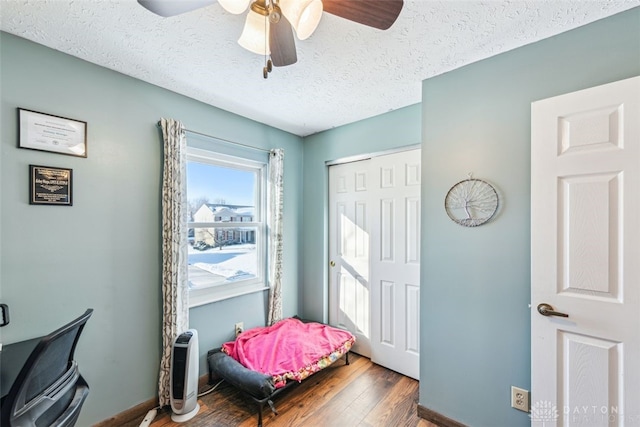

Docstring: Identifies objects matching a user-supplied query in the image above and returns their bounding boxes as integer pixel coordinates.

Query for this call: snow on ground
[188,243,257,289]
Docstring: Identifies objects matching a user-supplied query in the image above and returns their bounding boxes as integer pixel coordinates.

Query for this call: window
[186,147,268,306]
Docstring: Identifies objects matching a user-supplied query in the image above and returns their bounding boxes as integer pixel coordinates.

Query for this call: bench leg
[257,401,264,427]
[256,398,278,427]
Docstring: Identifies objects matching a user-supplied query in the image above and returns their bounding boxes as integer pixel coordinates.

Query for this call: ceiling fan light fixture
[218,0,250,14]
[238,7,270,55]
[279,0,323,40]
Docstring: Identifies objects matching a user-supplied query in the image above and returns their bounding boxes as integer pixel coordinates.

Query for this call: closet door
[329,149,421,379]
[329,160,372,357]
[369,150,421,380]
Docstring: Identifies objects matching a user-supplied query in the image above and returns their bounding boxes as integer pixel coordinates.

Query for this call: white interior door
[369,150,421,380]
[531,76,640,426]
[329,160,372,357]
[329,149,421,379]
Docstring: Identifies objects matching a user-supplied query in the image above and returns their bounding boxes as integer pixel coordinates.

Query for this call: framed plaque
[29,165,73,206]
[19,108,87,157]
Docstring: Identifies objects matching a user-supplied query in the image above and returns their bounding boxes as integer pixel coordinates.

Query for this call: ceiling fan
[138,0,404,78]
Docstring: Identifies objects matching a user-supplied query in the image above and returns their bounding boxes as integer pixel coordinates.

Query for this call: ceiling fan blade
[322,0,403,30]
[270,14,297,67]
[137,0,215,17]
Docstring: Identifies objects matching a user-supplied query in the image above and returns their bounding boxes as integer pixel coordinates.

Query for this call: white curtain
[158,118,189,407]
[267,148,284,325]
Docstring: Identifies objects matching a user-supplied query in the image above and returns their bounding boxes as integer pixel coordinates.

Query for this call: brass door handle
[330,261,335,267]
[537,303,569,318]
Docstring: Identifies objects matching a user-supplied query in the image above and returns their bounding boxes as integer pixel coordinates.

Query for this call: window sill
[188,283,269,308]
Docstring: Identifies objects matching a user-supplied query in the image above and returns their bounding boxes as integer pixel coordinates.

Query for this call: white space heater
[170,329,200,422]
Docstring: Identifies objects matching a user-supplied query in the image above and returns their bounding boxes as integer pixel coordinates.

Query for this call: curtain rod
[156,121,272,154]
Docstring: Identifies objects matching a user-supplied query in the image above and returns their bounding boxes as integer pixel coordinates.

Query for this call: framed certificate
[29,165,73,206]
[18,108,87,157]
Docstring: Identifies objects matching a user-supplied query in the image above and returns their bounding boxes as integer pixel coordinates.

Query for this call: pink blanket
[222,318,355,388]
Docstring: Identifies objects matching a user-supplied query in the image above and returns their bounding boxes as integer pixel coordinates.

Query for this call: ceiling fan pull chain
[262,5,272,79]
[263,59,273,79]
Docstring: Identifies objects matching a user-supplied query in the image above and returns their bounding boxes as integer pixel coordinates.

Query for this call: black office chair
[1,309,93,427]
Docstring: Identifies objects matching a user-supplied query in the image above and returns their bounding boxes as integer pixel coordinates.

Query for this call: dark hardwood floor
[130,353,435,427]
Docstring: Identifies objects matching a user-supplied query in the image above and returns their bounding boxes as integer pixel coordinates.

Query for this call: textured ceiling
[1,1,638,136]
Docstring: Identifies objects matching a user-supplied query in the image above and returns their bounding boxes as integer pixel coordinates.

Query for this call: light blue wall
[420,8,640,427]
[0,32,303,425]
[300,105,422,321]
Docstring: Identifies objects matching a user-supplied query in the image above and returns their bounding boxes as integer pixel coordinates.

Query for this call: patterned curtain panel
[158,118,189,407]
[267,148,284,325]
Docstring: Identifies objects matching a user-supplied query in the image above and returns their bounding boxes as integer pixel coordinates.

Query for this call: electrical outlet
[511,386,529,412]
[235,322,244,337]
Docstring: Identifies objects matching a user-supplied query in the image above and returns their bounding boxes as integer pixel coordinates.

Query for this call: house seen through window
[186,147,268,306]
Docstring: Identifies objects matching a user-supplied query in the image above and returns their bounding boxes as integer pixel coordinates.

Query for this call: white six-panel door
[369,150,421,379]
[329,160,372,357]
[531,76,640,426]
[329,149,421,379]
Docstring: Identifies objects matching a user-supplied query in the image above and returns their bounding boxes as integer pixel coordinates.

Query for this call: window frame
[186,147,269,307]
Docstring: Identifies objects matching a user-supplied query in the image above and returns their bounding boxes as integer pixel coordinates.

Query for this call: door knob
[537,303,569,318]
[330,261,335,267]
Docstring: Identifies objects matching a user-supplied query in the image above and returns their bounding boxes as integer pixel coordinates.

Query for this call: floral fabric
[158,118,189,407]
[267,148,284,326]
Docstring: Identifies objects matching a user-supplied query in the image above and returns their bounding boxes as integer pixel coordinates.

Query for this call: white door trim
[325,143,421,167]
